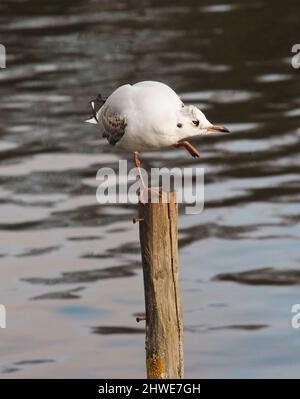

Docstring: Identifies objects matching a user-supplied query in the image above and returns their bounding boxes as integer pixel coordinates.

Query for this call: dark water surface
[0,0,299,378]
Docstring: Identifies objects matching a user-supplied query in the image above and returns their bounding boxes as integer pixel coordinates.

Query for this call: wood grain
[139,192,184,379]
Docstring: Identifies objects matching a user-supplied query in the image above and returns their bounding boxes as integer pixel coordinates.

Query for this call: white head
[177,105,229,137]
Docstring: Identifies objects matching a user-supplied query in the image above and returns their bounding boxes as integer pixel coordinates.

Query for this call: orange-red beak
[207,125,230,133]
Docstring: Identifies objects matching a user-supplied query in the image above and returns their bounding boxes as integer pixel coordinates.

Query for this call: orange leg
[173,140,200,158]
[133,151,141,168]
[132,152,166,203]
[133,151,146,188]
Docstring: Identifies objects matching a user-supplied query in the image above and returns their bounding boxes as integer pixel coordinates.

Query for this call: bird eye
[192,120,199,126]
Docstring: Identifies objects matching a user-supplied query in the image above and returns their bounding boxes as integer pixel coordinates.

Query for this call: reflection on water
[31,286,84,300]
[186,324,269,333]
[0,0,299,378]
[92,326,145,335]
[23,264,140,285]
[214,267,300,286]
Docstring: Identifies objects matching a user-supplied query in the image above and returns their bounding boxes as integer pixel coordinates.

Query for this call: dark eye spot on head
[177,123,183,128]
[192,120,199,126]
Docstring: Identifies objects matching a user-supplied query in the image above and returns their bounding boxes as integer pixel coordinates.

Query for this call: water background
[0,0,299,378]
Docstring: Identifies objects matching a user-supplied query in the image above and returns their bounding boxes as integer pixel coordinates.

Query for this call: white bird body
[86,81,228,154]
[107,81,184,151]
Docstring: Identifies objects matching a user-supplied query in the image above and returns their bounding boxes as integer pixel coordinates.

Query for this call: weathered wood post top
[138,192,184,379]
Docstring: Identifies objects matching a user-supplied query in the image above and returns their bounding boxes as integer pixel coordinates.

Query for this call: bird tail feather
[85,117,98,124]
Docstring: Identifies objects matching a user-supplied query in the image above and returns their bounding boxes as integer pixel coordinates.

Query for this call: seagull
[85,81,229,197]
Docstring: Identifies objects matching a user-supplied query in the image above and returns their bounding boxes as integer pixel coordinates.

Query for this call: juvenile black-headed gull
[86,81,229,168]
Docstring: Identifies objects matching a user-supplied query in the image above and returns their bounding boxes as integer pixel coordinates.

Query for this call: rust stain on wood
[147,356,165,379]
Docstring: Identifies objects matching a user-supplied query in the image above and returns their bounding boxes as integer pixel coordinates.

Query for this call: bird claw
[139,187,167,204]
[173,141,200,158]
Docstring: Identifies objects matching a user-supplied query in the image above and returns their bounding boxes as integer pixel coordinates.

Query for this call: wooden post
[138,192,184,379]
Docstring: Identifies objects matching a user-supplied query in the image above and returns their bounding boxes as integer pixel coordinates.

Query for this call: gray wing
[101,110,127,146]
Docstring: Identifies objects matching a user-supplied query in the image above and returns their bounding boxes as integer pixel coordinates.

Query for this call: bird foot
[186,145,200,158]
[139,186,167,204]
[173,141,200,158]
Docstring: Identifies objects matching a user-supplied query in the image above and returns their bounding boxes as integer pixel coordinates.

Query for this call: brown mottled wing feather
[101,114,127,146]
